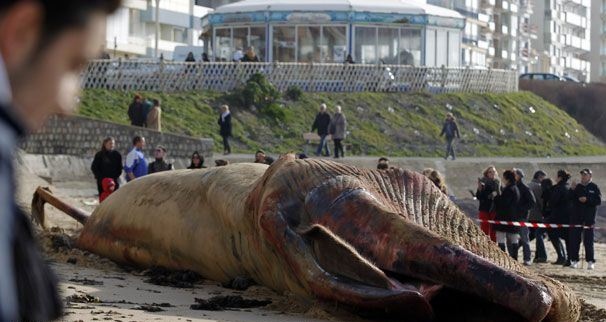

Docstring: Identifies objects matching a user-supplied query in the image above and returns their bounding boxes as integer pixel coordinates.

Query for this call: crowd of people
[475,166,601,269]
[127,94,162,131]
[90,135,232,202]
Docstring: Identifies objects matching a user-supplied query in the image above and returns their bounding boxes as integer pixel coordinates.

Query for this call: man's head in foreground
[0,0,120,131]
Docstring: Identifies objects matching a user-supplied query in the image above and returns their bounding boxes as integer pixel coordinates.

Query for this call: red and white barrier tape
[476,219,597,230]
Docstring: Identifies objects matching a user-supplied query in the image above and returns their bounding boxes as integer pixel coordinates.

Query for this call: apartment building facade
[531,0,590,81]
[590,0,606,82]
[428,0,494,67]
[105,0,211,59]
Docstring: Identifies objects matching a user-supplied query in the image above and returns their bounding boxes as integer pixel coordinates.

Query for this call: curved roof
[214,0,463,19]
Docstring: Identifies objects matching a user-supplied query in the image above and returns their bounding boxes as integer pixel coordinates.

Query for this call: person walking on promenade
[0,1,120,320]
[311,103,331,156]
[439,112,460,160]
[476,166,500,242]
[569,169,601,269]
[494,170,521,258]
[547,170,572,265]
[91,137,123,196]
[512,168,536,266]
[528,170,548,263]
[329,105,347,159]
[128,94,144,126]
[124,136,147,182]
[146,99,161,131]
[218,104,232,155]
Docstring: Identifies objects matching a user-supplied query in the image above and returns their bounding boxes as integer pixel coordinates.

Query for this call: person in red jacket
[99,178,116,203]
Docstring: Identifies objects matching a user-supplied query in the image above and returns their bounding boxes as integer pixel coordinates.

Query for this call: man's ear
[0,2,43,77]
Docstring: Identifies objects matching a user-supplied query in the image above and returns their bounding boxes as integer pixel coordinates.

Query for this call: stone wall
[20,115,214,161]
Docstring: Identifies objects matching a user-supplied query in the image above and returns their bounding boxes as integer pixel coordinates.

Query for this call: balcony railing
[81,60,518,94]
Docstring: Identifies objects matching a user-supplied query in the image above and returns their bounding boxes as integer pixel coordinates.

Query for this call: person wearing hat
[512,168,536,266]
[569,168,601,270]
[148,145,174,174]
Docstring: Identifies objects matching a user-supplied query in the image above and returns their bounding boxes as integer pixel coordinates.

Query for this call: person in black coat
[311,103,331,156]
[546,170,572,265]
[439,112,460,160]
[218,105,232,155]
[493,170,521,258]
[91,137,123,195]
[511,168,536,264]
[127,94,145,126]
[568,168,601,269]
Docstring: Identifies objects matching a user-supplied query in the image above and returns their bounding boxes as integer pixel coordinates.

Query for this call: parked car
[562,75,582,83]
[519,73,566,81]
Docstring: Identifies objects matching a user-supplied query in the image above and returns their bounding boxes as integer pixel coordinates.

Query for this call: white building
[105,0,212,59]
[531,0,590,81]
[202,0,465,66]
[590,0,606,82]
[428,0,494,68]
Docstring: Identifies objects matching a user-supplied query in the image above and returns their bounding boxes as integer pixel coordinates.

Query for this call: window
[322,26,347,63]
[160,24,172,41]
[273,26,296,62]
[354,26,377,64]
[250,27,266,61]
[215,28,231,62]
[448,31,460,66]
[173,28,186,43]
[378,27,399,64]
[298,26,321,63]
[436,30,448,66]
[400,28,421,65]
[426,29,437,66]
[129,8,144,36]
[232,27,249,60]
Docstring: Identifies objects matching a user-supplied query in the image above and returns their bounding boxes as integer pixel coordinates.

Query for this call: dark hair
[132,136,143,145]
[502,170,516,184]
[153,99,160,106]
[541,178,553,191]
[1,0,121,52]
[101,136,114,151]
[557,170,571,182]
[189,151,204,168]
[378,157,389,162]
[533,170,547,180]
[377,163,389,170]
[255,150,265,155]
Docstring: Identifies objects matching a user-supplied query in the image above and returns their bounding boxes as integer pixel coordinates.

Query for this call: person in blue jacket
[124,136,148,182]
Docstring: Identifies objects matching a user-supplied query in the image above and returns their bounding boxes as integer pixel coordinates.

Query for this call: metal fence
[81,59,518,93]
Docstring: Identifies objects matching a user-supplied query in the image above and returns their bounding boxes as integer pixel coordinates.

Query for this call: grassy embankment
[79,89,606,157]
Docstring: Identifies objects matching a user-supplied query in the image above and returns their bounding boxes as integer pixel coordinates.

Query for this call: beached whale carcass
[32,155,580,322]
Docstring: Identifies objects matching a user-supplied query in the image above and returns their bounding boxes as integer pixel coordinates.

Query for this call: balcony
[563,35,590,52]
[561,12,587,29]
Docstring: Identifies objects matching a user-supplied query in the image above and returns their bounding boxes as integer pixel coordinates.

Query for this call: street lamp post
[155,0,160,58]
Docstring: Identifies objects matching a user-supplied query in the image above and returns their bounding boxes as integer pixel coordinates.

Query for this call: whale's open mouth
[301,223,530,322]
[255,172,553,322]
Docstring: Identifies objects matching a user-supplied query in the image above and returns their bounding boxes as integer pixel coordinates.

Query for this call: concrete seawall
[20,115,214,161]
